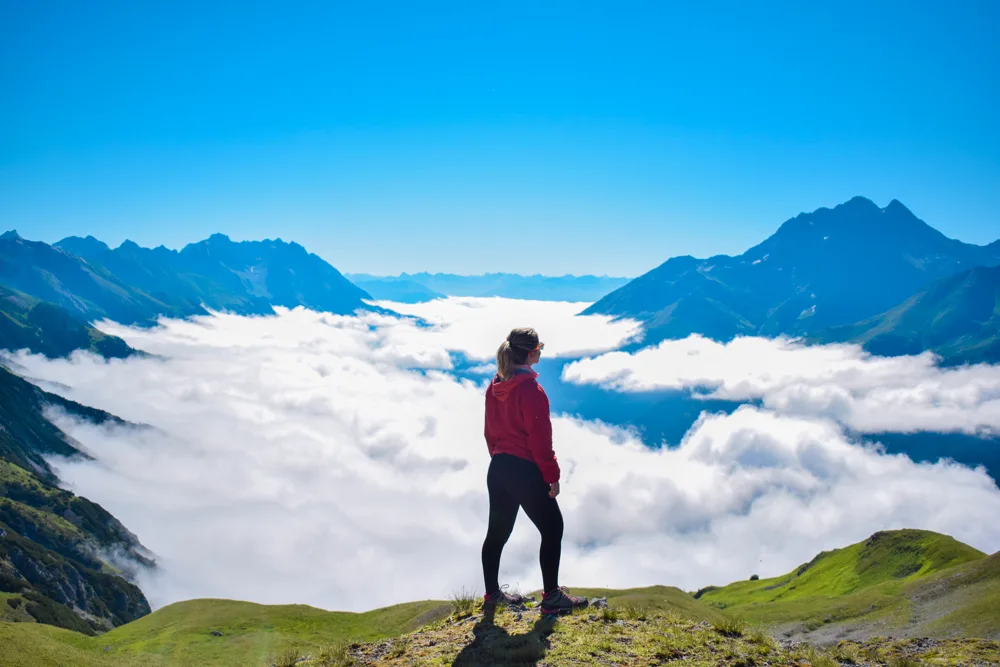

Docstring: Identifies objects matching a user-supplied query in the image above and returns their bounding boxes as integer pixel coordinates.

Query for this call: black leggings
[481,453,564,594]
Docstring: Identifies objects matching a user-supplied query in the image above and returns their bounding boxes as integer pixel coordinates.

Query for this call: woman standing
[481,327,588,615]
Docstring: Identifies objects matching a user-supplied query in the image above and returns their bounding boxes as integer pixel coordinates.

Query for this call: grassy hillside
[0,598,452,667]
[0,365,152,633]
[2,561,998,665]
[0,586,726,666]
[697,529,997,641]
[911,551,1000,638]
[0,283,135,359]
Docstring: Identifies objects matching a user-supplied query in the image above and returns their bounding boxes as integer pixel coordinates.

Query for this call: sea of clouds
[8,297,1000,613]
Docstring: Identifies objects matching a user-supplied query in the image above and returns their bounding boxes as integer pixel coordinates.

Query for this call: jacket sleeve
[520,382,560,484]
[484,385,497,456]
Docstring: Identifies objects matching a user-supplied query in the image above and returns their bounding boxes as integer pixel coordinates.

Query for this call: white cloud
[8,302,1000,615]
[562,334,1000,435]
[371,297,643,360]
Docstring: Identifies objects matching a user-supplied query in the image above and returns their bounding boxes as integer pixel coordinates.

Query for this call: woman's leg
[519,483,564,593]
[481,458,520,594]
[499,456,564,592]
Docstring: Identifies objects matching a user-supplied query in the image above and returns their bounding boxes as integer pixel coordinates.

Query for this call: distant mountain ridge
[816,264,1000,364]
[0,231,372,329]
[347,272,630,302]
[585,197,1000,351]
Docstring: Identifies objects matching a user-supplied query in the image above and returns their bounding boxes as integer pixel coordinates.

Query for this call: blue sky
[2,1,997,276]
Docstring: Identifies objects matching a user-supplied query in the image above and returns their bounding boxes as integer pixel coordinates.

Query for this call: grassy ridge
[0,587,724,666]
[0,598,452,667]
[2,530,998,665]
[697,529,998,639]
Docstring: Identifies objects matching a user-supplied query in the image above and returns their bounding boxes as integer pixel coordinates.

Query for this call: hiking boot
[540,587,589,615]
[483,585,530,609]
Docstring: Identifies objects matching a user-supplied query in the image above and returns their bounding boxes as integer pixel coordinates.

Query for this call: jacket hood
[490,371,538,402]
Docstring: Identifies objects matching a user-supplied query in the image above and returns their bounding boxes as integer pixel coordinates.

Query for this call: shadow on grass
[451,605,557,666]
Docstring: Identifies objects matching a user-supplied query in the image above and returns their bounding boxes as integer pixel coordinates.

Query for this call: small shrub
[795,645,838,667]
[750,574,760,581]
[6,597,21,609]
[745,625,774,648]
[386,638,408,659]
[833,641,863,664]
[450,587,477,618]
[712,616,746,638]
[620,603,647,621]
[272,647,301,667]
[600,606,620,623]
[887,657,924,667]
[316,642,357,667]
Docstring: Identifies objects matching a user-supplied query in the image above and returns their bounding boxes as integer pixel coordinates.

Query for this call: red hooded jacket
[484,370,560,484]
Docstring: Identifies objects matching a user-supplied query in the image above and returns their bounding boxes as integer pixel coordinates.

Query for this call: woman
[481,327,588,615]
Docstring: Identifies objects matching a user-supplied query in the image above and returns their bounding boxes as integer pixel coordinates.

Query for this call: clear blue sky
[2,1,997,276]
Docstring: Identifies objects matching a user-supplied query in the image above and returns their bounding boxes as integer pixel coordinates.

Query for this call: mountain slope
[0,232,179,326]
[55,233,373,318]
[584,197,1000,345]
[0,284,135,359]
[2,582,996,666]
[816,264,1000,365]
[0,597,452,667]
[696,529,997,641]
[0,365,152,633]
[0,586,722,666]
[0,231,373,330]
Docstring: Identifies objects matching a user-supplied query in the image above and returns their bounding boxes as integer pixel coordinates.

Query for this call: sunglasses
[531,342,545,352]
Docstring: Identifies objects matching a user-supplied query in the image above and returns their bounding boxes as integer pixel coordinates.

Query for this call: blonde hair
[496,327,540,380]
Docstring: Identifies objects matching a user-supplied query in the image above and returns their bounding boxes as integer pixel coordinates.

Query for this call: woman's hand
[548,482,560,498]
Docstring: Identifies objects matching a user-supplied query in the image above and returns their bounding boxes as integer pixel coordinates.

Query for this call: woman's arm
[484,386,498,456]
[520,382,560,484]
[484,420,497,456]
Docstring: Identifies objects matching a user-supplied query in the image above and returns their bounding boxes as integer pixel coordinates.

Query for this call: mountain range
[1,197,999,664]
[3,196,997,364]
[585,197,1000,363]
[348,272,631,303]
[0,231,372,328]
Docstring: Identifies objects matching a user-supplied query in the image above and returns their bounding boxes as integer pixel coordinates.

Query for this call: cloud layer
[9,302,1000,614]
[562,335,1000,435]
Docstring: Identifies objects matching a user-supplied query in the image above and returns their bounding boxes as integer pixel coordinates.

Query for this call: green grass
[0,621,165,667]
[913,551,1000,637]
[697,529,990,633]
[336,606,998,666]
[1,530,997,665]
[0,597,452,667]
[449,587,478,618]
[0,589,719,667]
[530,585,726,624]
